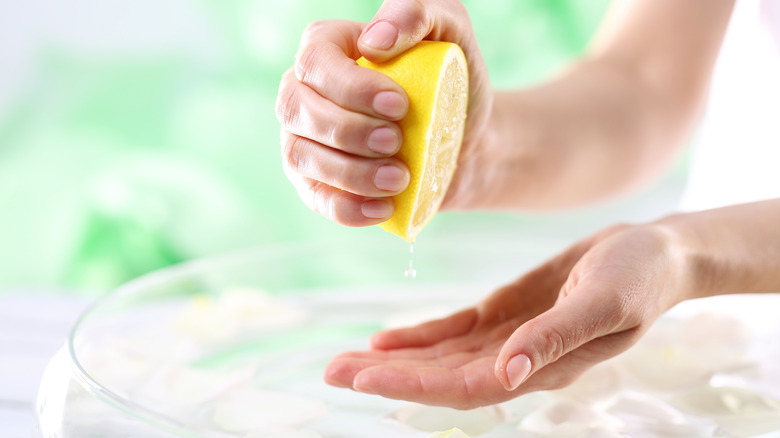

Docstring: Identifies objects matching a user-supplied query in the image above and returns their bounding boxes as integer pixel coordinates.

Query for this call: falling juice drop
[404,242,417,278]
[404,260,417,279]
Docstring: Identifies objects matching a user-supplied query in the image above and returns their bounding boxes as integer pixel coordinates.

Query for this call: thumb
[358,0,473,62]
[493,290,624,392]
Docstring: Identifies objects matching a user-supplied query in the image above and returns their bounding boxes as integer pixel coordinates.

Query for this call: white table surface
[0,293,91,438]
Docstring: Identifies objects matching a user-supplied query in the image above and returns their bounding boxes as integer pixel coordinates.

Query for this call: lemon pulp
[357,41,468,242]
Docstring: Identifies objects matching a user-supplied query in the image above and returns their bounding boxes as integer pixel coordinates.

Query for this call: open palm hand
[325,224,687,409]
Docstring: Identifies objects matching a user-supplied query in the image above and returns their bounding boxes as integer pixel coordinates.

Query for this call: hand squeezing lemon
[358,41,469,242]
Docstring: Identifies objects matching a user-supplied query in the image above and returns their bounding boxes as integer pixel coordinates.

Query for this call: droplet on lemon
[357,41,468,242]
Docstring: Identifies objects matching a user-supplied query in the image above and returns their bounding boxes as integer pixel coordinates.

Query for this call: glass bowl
[34,235,562,438]
[34,235,780,437]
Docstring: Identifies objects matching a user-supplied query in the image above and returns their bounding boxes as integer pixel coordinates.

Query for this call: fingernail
[361,199,393,219]
[374,165,408,192]
[506,354,532,390]
[367,127,400,155]
[373,91,406,119]
[362,21,398,50]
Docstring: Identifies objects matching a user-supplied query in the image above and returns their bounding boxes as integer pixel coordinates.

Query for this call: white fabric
[679,0,780,211]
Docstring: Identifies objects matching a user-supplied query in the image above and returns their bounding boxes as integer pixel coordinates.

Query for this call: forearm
[462,0,735,210]
[486,60,681,208]
[660,199,780,301]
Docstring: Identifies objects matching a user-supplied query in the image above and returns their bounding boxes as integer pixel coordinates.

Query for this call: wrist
[652,210,741,303]
[467,90,553,209]
[649,215,714,305]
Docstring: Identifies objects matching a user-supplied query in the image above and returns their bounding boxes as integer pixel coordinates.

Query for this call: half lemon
[358,41,468,242]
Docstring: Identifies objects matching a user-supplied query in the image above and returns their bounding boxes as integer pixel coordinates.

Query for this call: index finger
[295,20,409,120]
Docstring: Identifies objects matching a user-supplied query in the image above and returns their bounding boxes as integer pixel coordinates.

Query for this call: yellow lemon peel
[358,41,468,242]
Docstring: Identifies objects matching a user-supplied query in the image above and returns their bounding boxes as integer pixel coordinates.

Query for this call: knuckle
[402,0,429,39]
[307,180,336,220]
[307,180,359,227]
[451,0,468,18]
[342,62,381,112]
[355,79,383,107]
[339,72,380,113]
[280,133,308,174]
[535,323,568,364]
[295,44,321,85]
[328,121,351,149]
[301,20,329,42]
[275,84,301,128]
[401,0,427,20]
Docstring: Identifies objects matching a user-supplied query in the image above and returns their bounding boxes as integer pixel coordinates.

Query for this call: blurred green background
[1,0,652,293]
